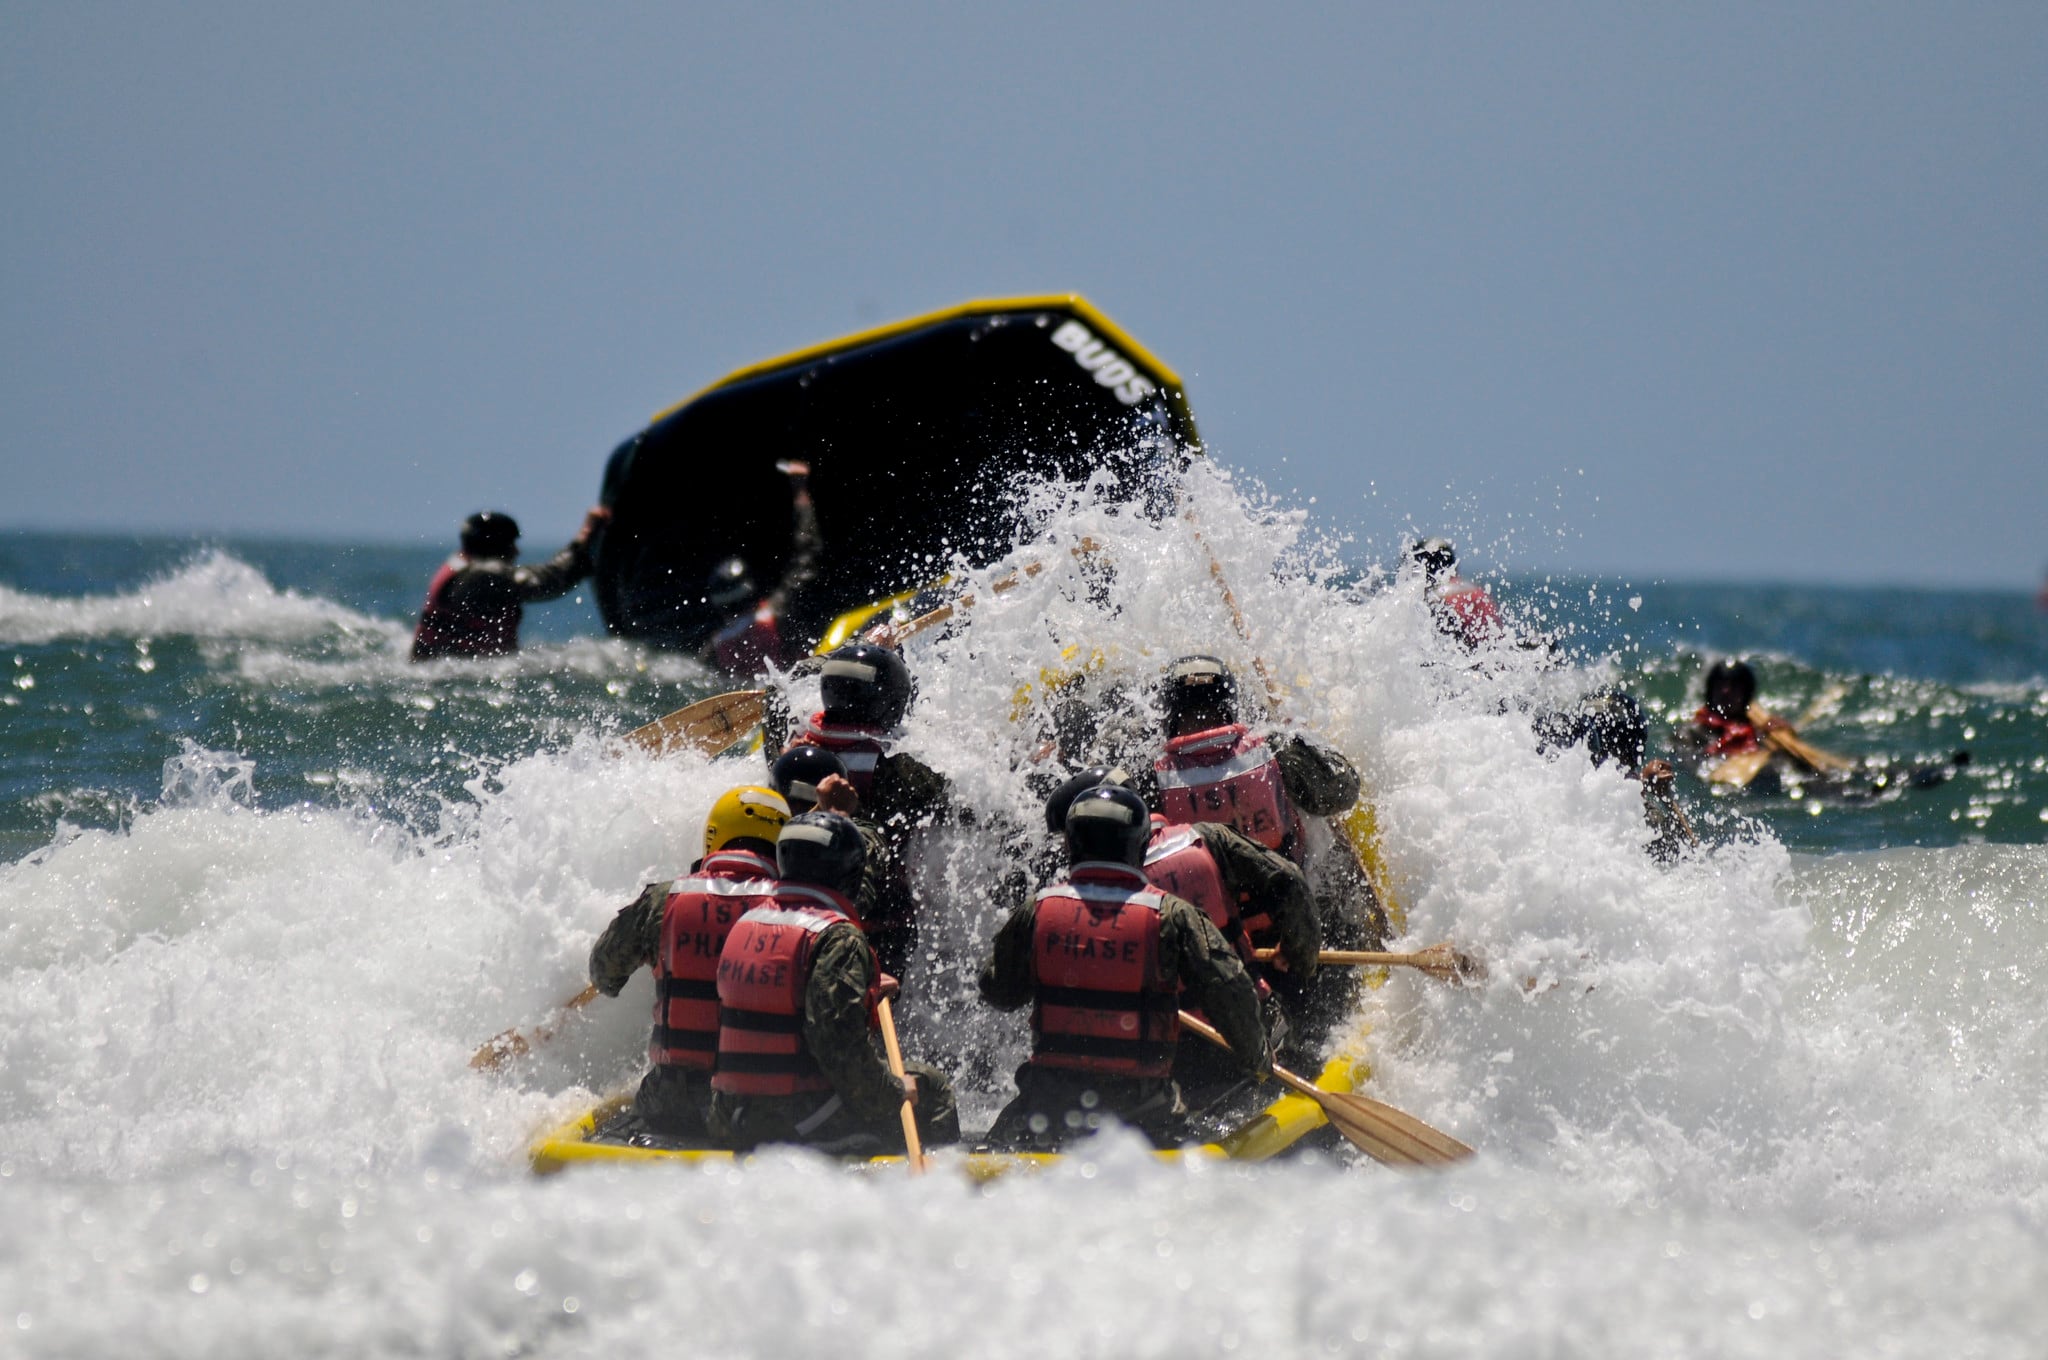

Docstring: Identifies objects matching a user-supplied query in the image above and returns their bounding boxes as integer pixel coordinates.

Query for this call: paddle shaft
[876,538,1102,647]
[470,984,600,1071]
[874,997,927,1175]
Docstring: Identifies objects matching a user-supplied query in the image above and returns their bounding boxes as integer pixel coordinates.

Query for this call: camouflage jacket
[1190,821,1322,977]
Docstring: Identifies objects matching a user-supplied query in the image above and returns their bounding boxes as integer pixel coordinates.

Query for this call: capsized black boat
[591,296,1199,650]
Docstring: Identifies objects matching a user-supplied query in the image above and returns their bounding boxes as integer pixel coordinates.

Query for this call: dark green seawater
[3,531,2044,867]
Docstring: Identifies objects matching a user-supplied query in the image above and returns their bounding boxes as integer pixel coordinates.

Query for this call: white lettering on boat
[1050,320,1159,407]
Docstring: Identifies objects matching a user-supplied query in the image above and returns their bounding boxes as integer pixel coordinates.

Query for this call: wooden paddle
[1255,943,1484,985]
[875,997,928,1176]
[863,538,1102,649]
[619,688,766,758]
[1706,746,1775,788]
[1748,703,1855,774]
[470,984,600,1071]
[1177,1011,1474,1167]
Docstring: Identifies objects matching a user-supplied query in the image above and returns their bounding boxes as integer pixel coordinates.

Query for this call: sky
[4,4,2044,588]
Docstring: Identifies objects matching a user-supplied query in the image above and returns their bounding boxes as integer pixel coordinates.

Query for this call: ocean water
[2,470,2044,1358]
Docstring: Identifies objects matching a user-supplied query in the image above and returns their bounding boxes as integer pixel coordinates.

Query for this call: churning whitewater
[2,468,2043,1358]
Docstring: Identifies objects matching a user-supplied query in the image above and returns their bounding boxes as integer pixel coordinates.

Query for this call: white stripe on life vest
[736,906,842,934]
[1037,876,1164,913]
[1154,745,1277,790]
[1143,829,1203,864]
[678,874,778,897]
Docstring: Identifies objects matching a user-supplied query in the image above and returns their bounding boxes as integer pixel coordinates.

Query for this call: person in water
[411,506,609,661]
[1678,659,1763,758]
[587,786,792,1139]
[978,784,1269,1150]
[707,811,960,1154]
[700,460,823,678]
[1536,689,1697,863]
[1407,537,1506,649]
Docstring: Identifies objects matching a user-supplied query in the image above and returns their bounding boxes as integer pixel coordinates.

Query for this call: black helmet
[774,811,866,894]
[769,743,850,814]
[459,511,520,558]
[1064,784,1151,868]
[1407,537,1457,583]
[1581,690,1649,771]
[707,556,756,609]
[820,643,915,728]
[1042,765,1135,833]
[1703,659,1757,719]
[1160,655,1238,734]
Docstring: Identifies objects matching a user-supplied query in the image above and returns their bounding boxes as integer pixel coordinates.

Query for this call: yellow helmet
[703,785,792,856]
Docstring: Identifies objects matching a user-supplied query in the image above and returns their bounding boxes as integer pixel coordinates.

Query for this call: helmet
[707,556,756,610]
[1160,655,1238,734]
[1042,765,1135,833]
[1064,784,1151,868]
[459,511,520,558]
[769,743,849,814]
[1407,537,1456,583]
[819,643,915,728]
[1703,659,1757,719]
[775,811,867,893]
[703,785,791,857]
[1581,690,1649,771]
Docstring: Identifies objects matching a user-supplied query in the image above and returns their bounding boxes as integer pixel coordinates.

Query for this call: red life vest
[1029,863,1179,1080]
[1141,822,1269,1005]
[412,556,520,659]
[791,712,887,798]
[1153,724,1298,854]
[710,600,786,678]
[710,883,875,1098]
[649,849,779,1072]
[1695,707,1761,757]
[1437,578,1503,647]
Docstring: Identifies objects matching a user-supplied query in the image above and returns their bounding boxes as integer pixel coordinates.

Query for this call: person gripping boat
[586,786,792,1137]
[1536,689,1698,862]
[708,812,960,1154]
[700,460,823,678]
[978,784,1270,1150]
[411,506,610,661]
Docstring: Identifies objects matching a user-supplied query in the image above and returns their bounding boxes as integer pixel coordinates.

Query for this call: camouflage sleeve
[1159,895,1270,1079]
[588,881,667,996]
[869,752,952,835]
[766,490,822,613]
[850,817,892,924]
[803,925,904,1121]
[976,901,1039,1011]
[1198,822,1321,978]
[509,540,593,603]
[1274,734,1361,817]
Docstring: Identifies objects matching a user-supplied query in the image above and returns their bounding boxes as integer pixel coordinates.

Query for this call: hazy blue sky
[5,4,2043,587]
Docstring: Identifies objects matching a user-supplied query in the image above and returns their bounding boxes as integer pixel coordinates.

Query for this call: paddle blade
[1406,942,1487,986]
[469,985,600,1071]
[1312,1087,1476,1167]
[619,689,766,758]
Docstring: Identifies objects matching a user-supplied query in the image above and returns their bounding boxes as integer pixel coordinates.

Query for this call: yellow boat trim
[528,1048,1367,1177]
[648,295,1199,443]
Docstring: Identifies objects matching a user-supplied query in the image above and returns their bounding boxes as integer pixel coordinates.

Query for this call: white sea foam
[2,468,2043,1356]
[0,549,399,646]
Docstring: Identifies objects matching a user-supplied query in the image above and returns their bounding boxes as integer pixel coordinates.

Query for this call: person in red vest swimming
[410,506,609,661]
[707,811,960,1153]
[1680,658,1763,758]
[586,785,792,1139]
[1408,537,1506,649]
[700,460,823,678]
[978,784,1269,1150]
[1147,655,1361,865]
